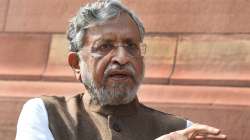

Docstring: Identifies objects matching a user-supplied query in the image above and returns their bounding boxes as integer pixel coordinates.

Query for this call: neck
[82,92,139,117]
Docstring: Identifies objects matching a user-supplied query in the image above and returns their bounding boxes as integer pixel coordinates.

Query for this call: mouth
[108,71,131,81]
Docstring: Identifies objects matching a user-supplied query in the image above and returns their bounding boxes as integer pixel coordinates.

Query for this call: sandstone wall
[0,0,250,139]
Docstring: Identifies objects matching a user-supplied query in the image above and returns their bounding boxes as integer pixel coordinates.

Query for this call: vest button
[112,123,121,132]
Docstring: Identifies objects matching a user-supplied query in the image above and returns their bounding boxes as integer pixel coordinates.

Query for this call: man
[16,0,226,140]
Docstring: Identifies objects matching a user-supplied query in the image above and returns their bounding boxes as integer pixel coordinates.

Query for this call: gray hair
[67,0,145,52]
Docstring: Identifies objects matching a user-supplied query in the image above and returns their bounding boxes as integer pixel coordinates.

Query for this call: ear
[68,52,82,81]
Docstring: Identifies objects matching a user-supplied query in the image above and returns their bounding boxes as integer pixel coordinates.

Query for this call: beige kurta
[41,93,186,140]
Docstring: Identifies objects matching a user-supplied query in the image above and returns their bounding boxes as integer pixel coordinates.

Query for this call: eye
[96,43,114,52]
[125,42,140,54]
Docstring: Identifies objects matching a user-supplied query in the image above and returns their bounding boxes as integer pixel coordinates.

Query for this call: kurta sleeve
[186,120,193,128]
[16,98,54,140]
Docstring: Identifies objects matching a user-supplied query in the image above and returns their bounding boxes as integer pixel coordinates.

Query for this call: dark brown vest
[41,94,186,140]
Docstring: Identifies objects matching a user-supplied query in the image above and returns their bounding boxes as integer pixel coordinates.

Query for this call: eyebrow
[123,38,135,43]
[92,33,137,47]
[92,38,113,48]
[92,34,116,44]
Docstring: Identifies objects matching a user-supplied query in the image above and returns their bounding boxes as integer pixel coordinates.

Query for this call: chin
[96,83,140,106]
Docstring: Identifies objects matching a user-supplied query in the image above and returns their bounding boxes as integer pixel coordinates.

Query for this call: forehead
[85,12,141,44]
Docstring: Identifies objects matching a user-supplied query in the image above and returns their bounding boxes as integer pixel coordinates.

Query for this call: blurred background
[0,0,250,139]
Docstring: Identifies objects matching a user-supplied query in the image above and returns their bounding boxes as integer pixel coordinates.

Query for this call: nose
[111,45,130,66]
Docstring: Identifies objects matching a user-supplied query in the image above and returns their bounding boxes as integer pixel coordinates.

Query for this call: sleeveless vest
[41,94,186,140]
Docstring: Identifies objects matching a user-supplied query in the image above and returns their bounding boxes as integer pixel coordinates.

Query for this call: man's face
[78,12,145,105]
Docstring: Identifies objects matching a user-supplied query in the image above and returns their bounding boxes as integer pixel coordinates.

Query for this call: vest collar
[82,93,139,117]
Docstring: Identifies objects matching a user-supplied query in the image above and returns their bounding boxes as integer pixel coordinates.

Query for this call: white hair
[67,0,145,52]
[78,56,140,106]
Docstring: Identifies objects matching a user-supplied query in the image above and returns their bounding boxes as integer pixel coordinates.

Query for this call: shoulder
[16,98,54,140]
[138,103,188,130]
[19,98,48,122]
[40,94,83,117]
[139,103,185,120]
[17,98,48,127]
[40,94,82,107]
[41,95,66,106]
[22,98,45,110]
[39,94,82,139]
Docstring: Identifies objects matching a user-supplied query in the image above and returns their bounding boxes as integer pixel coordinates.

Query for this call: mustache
[103,63,137,83]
